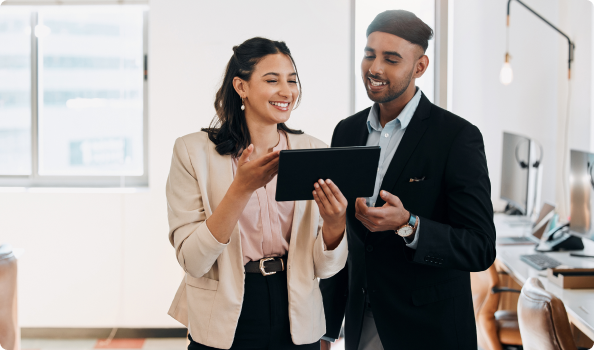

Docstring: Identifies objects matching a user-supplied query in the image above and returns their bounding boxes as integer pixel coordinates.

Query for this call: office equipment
[519,254,563,270]
[547,268,594,289]
[495,213,594,341]
[570,253,594,258]
[275,146,381,202]
[498,202,555,245]
[568,150,594,247]
[500,132,542,218]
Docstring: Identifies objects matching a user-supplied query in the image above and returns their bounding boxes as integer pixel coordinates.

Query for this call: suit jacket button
[366,245,373,252]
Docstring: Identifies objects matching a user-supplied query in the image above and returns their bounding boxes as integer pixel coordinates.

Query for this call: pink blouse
[231,131,295,265]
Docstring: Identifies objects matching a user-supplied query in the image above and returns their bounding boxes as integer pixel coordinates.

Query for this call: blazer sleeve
[313,219,348,279]
[166,137,228,279]
[410,124,496,272]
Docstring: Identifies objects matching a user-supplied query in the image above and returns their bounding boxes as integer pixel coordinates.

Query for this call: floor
[21,338,188,350]
[20,338,344,350]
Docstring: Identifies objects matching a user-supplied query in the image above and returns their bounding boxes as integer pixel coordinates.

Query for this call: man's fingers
[356,213,376,232]
[380,190,401,207]
[355,197,369,215]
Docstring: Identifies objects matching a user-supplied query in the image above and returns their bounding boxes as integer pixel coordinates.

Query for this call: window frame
[0,7,149,187]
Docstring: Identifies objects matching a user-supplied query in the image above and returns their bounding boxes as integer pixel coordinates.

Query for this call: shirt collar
[366,88,423,133]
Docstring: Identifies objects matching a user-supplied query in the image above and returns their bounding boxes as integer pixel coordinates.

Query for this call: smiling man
[320,10,496,350]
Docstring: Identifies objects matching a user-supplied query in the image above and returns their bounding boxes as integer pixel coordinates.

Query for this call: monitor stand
[502,204,532,226]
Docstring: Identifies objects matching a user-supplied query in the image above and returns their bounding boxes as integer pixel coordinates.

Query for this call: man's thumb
[380,190,399,206]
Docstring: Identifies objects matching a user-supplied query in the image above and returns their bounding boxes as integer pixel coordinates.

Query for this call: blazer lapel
[374,93,432,207]
[207,140,234,212]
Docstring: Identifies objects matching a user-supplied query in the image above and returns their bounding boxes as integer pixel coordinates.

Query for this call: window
[354,0,436,112]
[0,5,148,187]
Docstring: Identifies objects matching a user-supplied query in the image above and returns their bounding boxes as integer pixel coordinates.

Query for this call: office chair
[0,244,19,350]
[471,263,522,350]
[517,277,593,350]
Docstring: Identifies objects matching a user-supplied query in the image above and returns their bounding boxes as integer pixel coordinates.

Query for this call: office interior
[2,0,594,349]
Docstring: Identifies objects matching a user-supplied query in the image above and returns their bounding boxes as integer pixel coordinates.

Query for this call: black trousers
[188,270,320,350]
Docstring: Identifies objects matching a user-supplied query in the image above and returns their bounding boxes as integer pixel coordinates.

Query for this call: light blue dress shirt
[365,88,422,249]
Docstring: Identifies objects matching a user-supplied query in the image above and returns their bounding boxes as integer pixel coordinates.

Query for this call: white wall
[451,0,594,216]
[1,0,351,328]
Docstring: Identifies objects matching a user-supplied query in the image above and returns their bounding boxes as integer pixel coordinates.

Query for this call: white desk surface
[494,213,594,340]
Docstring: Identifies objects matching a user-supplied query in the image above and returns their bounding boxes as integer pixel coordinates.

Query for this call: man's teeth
[369,79,387,86]
[270,102,289,107]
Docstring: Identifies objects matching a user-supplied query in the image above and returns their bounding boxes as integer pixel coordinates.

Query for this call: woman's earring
[241,97,245,111]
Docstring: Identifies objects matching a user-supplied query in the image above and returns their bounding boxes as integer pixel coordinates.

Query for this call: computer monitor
[568,149,594,242]
[500,132,542,218]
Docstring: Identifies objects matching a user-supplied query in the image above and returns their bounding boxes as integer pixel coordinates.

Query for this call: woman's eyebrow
[262,72,297,77]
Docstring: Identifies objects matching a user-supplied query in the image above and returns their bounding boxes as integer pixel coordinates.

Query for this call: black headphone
[515,140,543,169]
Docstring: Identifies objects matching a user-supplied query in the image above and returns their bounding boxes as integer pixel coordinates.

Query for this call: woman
[166,37,348,350]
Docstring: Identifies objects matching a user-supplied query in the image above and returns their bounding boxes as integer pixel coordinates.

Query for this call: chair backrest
[517,277,577,350]
[471,264,503,350]
[0,244,19,350]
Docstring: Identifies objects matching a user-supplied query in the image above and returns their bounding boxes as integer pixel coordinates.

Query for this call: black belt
[245,257,286,276]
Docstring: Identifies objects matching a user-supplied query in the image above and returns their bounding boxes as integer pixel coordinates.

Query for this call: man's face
[361,31,425,103]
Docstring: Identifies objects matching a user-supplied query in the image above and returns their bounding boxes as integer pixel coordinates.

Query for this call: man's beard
[366,66,415,104]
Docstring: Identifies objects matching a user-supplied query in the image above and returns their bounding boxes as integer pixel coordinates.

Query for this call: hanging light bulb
[500,53,513,85]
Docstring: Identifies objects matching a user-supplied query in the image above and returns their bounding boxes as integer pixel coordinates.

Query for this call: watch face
[399,226,413,237]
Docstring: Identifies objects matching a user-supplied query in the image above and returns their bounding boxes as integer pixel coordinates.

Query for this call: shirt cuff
[403,219,420,249]
[321,336,336,343]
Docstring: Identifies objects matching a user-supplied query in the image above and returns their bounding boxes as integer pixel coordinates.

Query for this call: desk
[495,214,594,340]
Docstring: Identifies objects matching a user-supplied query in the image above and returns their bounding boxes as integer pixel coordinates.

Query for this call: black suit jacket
[320,93,496,350]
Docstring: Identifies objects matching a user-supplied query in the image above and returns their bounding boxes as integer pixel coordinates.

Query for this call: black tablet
[275,146,381,202]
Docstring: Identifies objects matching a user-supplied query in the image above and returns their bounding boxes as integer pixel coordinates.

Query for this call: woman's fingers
[317,179,340,208]
[257,150,280,166]
[238,144,254,166]
[313,190,326,215]
[314,181,331,210]
[326,180,347,205]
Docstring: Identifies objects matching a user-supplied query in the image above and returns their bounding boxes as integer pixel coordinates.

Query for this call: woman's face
[242,53,299,126]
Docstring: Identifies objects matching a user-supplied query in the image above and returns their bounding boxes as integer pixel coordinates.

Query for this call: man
[320,10,495,350]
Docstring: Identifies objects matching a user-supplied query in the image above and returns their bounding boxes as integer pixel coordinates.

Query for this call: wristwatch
[396,213,418,238]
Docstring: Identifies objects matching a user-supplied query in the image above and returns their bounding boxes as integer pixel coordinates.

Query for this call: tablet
[275,146,381,202]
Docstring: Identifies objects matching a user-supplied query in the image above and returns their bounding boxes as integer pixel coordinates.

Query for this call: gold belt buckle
[259,258,275,276]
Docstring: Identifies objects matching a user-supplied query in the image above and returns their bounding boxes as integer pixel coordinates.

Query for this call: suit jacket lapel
[375,93,432,207]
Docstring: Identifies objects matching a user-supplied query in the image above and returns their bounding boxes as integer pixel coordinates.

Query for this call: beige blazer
[166,131,348,349]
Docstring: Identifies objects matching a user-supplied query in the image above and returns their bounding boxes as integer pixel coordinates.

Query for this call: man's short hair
[366,10,434,52]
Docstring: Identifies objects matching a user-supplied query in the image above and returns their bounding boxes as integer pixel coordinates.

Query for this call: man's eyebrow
[364,46,375,52]
[383,51,403,59]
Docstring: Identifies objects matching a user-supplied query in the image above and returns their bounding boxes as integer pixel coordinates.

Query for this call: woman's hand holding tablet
[313,179,348,250]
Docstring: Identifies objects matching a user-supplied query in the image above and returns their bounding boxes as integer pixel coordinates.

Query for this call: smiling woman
[203,37,303,158]
[166,36,349,350]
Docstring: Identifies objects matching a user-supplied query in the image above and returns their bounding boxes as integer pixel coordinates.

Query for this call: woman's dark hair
[366,10,434,52]
[202,37,303,157]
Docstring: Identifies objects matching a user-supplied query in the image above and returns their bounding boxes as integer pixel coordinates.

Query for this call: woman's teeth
[369,78,387,86]
[270,102,289,107]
